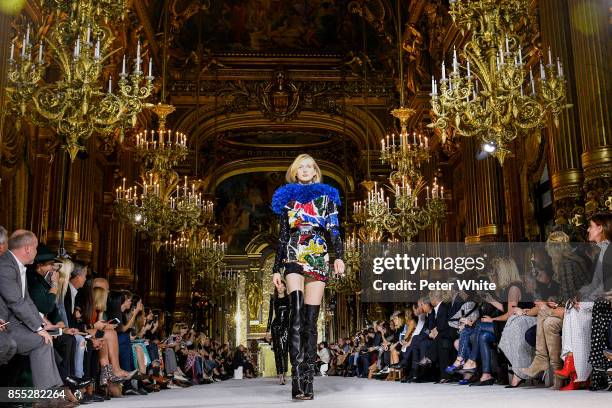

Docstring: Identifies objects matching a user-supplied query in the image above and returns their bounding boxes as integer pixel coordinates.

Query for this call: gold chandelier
[365,176,446,242]
[381,107,430,182]
[115,170,207,248]
[351,0,446,243]
[363,107,445,242]
[164,227,226,280]
[429,0,568,165]
[6,0,154,160]
[136,103,188,175]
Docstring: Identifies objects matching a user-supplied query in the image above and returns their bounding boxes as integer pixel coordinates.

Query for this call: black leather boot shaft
[288,290,305,399]
[301,303,320,400]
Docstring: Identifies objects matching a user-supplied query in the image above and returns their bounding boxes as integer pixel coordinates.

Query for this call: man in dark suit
[418,291,456,381]
[0,230,64,390]
[65,262,87,329]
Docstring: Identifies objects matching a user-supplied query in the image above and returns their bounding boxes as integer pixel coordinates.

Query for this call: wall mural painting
[216,172,285,253]
[216,171,343,253]
[171,0,382,53]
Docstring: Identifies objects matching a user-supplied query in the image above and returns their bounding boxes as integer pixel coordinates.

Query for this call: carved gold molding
[174,108,385,153]
[212,157,354,193]
[582,147,612,182]
[477,224,499,238]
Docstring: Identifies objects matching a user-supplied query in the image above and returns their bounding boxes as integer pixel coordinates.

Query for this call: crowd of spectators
[317,214,612,392]
[1,213,610,406]
[0,228,258,407]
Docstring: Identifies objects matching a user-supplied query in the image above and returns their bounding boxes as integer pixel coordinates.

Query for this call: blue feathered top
[271,183,341,215]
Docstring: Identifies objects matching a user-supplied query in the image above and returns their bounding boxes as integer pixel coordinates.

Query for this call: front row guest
[458,258,522,386]
[586,213,612,390]
[417,291,454,383]
[0,230,70,401]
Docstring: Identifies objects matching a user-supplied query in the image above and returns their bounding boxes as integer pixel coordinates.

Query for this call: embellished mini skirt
[283,226,330,282]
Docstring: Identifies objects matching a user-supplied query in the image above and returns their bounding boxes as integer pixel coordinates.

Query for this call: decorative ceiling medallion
[260,71,301,122]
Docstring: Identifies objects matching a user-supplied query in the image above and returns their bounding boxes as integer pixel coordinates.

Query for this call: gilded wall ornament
[259,71,301,122]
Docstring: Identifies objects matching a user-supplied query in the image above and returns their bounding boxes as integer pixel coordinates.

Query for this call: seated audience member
[417,291,456,382]
[26,250,89,390]
[406,299,435,382]
[459,258,523,386]
[398,302,427,382]
[544,231,592,390]
[63,261,105,403]
[81,280,134,392]
[317,341,331,376]
[0,230,69,401]
[446,291,480,375]
[585,213,612,390]
[392,307,417,376]
[499,296,537,388]
[106,290,142,372]
[232,344,255,378]
[388,311,410,372]
[519,232,589,389]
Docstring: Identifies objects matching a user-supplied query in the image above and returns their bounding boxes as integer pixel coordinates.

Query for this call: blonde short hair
[492,257,521,290]
[285,154,322,183]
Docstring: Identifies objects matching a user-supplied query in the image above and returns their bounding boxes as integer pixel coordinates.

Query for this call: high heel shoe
[445,363,463,375]
[505,378,525,388]
[554,354,574,379]
[470,378,495,386]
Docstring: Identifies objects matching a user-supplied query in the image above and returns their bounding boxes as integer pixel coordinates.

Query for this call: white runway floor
[103,376,611,408]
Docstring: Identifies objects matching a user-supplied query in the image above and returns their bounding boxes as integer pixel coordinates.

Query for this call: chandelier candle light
[6,0,154,160]
[429,0,568,165]
[135,103,189,173]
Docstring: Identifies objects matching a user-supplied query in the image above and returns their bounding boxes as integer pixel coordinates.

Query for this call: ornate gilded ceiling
[15,0,462,178]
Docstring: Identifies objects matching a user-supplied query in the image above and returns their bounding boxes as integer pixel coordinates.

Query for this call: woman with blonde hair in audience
[82,284,133,390]
[459,258,523,386]
[54,258,90,381]
[542,231,593,390]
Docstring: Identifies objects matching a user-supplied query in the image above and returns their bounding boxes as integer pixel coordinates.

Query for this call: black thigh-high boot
[301,304,320,400]
[289,290,306,399]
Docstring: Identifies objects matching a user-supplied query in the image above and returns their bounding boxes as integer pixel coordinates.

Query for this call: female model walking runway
[271,154,345,400]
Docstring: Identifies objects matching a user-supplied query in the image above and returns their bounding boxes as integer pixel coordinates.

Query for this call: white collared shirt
[433,302,441,317]
[69,283,78,314]
[413,314,426,336]
[9,250,27,298]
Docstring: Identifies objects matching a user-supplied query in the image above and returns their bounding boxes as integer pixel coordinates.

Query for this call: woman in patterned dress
[584,212,612,391]
[271,154,345,400]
